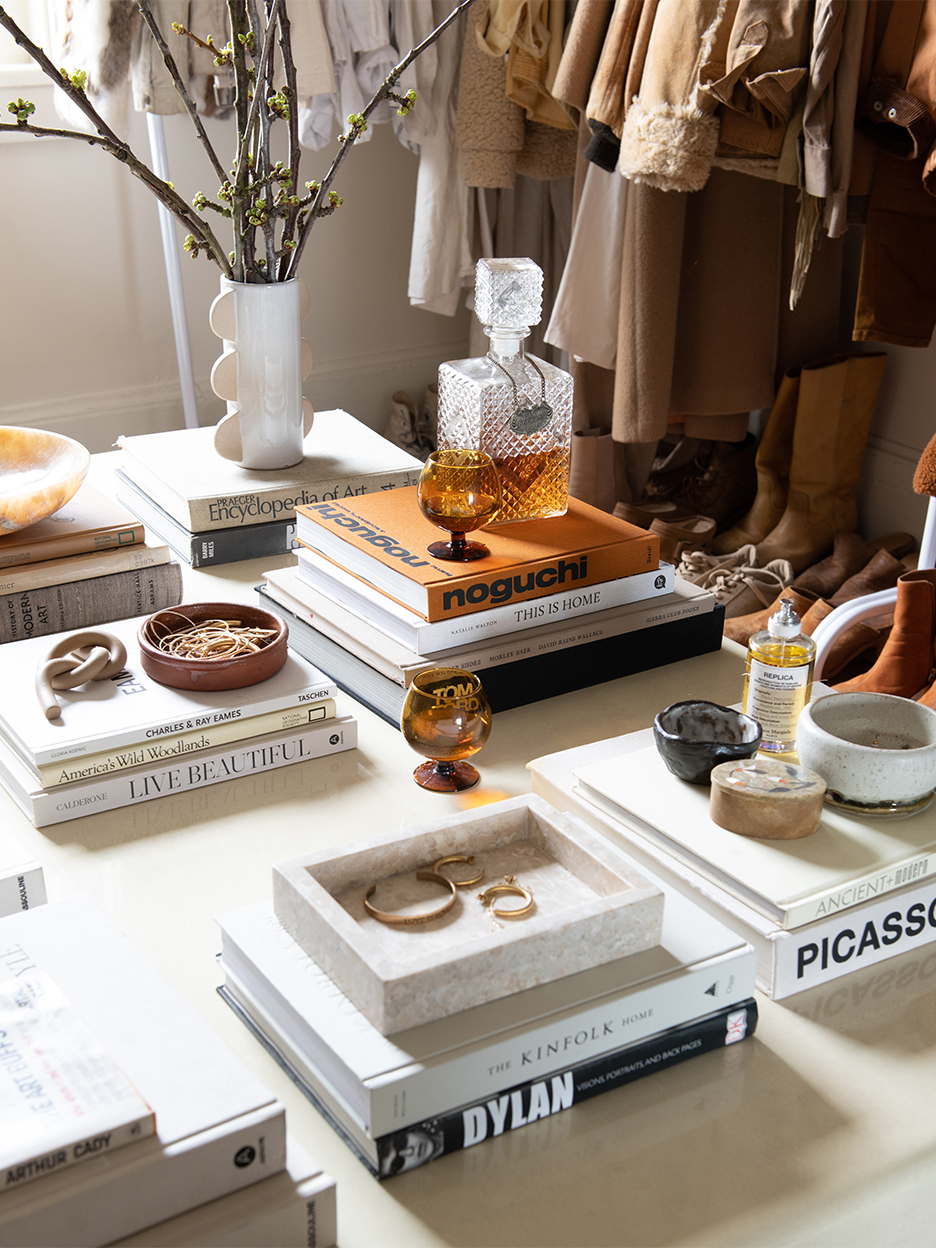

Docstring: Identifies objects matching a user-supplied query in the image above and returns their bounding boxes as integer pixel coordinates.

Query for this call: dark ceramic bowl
[653,701,762,785]
[138,601,288,691]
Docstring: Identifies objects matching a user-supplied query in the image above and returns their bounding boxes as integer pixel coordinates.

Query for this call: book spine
[27,679,339,767]
[0,544,171,596]
[0,525,146,570]
[120,455,422,532]
[110,1167,338,1248]
[0,564,183,645]
[115,482,298,567]
[0,864,47,916]
[773,873,936,997]
[295,521,658,622]
[262,576,713,680]
[365,945,757,1135]
[3,1113,156,1193]
[2,1103,287,1248]
[35,701,337,789]
[23,719,357,828]
[373,1001,757,1178]
[294,555,676,651]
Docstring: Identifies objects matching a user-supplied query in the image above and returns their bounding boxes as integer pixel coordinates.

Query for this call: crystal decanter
[437,257,573,523]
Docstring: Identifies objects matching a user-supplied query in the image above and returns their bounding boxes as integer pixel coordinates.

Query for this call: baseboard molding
[0,336,467,452]
[859,435,930,543]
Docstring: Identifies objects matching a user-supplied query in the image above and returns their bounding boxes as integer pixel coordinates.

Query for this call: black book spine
[188,522,297,567]
[372,999,757,1178]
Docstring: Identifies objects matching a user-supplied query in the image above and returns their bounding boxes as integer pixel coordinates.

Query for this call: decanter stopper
[475,258,544,335]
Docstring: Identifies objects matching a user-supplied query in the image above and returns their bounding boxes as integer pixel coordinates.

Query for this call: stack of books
[114,410,422,567]
[258,487,724,724]
[0,614,358,828]
[216,826,758,1179]
[0,895,336,1247]
[0,482,183,644]
[530,729,936,999]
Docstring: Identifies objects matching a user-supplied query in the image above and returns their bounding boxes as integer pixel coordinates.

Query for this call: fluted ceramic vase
[209,276,314,470]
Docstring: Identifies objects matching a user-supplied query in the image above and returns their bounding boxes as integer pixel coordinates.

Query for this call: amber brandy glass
[400,667,492,792]
[417,449,501,561]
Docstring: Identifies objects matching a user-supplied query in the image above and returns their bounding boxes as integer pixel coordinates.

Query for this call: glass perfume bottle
[437,257,574,523]
[742,597,816,754]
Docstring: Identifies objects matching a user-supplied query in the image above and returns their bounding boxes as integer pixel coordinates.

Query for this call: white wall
[0,77,470,450]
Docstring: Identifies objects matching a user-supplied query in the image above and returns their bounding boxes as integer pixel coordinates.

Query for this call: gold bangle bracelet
[363,871,458,926]
[477,875,535,920]
[433,854,484,887]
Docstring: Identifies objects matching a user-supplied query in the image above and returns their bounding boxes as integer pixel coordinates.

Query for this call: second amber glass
[400,667,492,792]
[417,449,501,561]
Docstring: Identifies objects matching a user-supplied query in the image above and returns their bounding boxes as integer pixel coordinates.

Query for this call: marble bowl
[653,700,763,785]
[0,426,90,535]
[138,602,288,691]
[796,692,936,817]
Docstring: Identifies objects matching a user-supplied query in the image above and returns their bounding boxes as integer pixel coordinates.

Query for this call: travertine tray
[272,794,664,1034]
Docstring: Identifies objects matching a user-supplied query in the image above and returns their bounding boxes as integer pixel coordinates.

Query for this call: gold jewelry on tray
[477,874,535,920]
[433,854,484,887]
[363,871,458,926]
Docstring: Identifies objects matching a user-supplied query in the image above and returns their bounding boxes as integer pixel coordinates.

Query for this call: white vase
[209,277,314,470]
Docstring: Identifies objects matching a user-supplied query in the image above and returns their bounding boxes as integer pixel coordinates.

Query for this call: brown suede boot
[833,570,936,699]
[723,587,817,647]
[791,532,877,598]
[754,353,888,574]
[803,598,892,683]
[827,549,905,607]
[711,370,800,554]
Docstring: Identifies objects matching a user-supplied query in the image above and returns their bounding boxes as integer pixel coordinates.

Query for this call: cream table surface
[5,457,936,1248]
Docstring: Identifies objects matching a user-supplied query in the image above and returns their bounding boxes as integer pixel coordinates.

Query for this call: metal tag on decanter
[510,403,553,435]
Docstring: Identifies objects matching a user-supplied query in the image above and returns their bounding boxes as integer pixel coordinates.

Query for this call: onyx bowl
[653,700,763,785]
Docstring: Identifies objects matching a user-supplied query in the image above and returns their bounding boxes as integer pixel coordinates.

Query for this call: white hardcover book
[110,1138,336,1248]
[220,967,751,1180]
[529,731,936,999]
[1,971,155,1191]
[264,564,715,683]
[294,547,676,652]
[0,716,358,829]
[117,410,422,533]
[574,744,936,929]
[215,865,756,1139]
[0,613,338,767]
[0,825,46,915]
[0,896,287,1247]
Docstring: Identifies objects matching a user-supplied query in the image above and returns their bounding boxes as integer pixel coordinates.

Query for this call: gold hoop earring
[433,854,484,888]
[363,871,457,926]
[477,874,535,920]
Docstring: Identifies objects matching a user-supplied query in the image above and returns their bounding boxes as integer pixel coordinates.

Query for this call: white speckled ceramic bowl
[796,692,936,817]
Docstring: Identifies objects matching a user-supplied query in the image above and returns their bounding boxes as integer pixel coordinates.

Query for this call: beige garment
[458,0,526,187]
[583,0,643,141]
[506,2,577,129]
[478,0,550,56]
[617,0,730,192]
[458,0,577,186]
[288,0,337,100]
[552,0,614,115]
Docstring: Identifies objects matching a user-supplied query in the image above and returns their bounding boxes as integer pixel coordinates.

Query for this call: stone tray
[272,794,664,1034]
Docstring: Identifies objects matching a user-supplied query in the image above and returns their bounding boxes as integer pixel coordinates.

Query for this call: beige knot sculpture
[35,630,128,720]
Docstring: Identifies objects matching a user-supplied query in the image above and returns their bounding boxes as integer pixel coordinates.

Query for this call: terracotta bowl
[0,426,91,535]
[138,602,289,691]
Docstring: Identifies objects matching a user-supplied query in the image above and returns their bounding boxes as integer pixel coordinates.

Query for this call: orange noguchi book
[295,488,659,621]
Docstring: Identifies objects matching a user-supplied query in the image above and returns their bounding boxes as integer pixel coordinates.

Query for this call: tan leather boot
[754,353,887,574]
[833,569,936,699]
[711,370,799,554]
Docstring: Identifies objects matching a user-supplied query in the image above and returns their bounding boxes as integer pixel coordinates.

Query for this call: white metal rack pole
[146,112,200,430]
